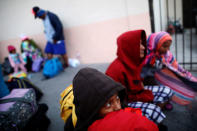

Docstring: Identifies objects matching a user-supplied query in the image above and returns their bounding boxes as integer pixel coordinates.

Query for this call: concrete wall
[0,0,151,64]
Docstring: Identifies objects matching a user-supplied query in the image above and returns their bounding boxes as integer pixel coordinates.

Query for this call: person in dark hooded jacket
[64,67,158,131]
[105,30,173,125]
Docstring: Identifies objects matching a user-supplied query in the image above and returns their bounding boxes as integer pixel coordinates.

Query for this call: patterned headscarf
[147,31,172,54]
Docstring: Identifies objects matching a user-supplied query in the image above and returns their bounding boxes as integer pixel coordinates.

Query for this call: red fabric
[32,9,36,15]
[124,107,142,115]
[8,45,16,52]
[106,30,154,102]
[88,109,158,131]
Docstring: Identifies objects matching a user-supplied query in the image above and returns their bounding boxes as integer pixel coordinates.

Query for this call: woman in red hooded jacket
[106,30,173,124]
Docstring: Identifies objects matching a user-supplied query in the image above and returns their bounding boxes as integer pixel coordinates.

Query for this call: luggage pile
[0,77,50,131]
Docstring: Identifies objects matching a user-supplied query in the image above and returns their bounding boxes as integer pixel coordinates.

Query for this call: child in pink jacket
[7,45,27,73]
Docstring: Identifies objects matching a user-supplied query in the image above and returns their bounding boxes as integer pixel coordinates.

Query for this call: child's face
[10,49,16,54]
[99,93,121,117]
[158,40,172,54]
[140,40,145,58]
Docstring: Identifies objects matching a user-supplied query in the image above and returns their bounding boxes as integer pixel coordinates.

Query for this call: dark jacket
[47,11,64,41]
[106,30,154,103]
[65,67,126,131]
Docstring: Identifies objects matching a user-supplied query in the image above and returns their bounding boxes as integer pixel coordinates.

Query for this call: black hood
[73,67,125,131]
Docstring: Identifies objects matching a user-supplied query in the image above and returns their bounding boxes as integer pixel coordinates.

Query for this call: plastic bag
[68,58,80,68]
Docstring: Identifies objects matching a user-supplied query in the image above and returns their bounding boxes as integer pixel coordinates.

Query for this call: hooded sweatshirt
[73,67,126,131]
[106,30,154,103]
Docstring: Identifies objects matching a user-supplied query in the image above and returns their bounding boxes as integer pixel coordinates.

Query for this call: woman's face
[158,40,172,54]
[99,93,121,117]
[140,40,145,58]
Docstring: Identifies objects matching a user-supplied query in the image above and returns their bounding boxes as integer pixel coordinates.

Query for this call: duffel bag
[0,88,38,131]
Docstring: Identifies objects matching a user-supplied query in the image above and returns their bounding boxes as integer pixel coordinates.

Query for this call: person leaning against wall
[32,6,68,68]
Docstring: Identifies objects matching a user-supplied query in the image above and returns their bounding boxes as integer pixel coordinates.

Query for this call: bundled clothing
[145,31,197,82]
[106,30,173,123]
[65,67,158,131]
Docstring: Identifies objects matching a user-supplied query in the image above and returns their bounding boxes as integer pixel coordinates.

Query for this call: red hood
[117,30,147,74]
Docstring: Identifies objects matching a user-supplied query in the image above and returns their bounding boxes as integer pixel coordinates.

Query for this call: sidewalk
[29,63,197,131]
[30,63,110,131]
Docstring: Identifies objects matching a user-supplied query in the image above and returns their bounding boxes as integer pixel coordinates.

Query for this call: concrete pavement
[29,63,197,131]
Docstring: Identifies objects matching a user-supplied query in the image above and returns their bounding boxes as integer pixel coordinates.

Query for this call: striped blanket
[155,68,197,105]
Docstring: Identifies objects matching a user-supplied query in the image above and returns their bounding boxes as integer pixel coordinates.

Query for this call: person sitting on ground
[64,67,158,131]
[143,31,197,105]
[20,35,43,72]
[20,35,43,63]
[7,45,27,74]
[105,30,173,125]
[145,31,197,82]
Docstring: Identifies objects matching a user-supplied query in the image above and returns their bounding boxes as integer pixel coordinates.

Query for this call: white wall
[0,0,151,63]
[0,0,150,40]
